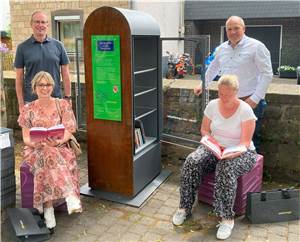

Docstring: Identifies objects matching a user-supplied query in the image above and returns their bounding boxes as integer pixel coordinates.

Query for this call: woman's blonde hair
[217,74,239,91]
[31,71,55,94]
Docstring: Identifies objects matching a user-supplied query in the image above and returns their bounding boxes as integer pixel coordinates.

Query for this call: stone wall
[3,77,300,182]
[3,77,19,129]
[162,84,300,183]
[261,93,300,182]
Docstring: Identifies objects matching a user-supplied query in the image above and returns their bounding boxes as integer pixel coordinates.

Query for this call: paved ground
[1,140,300,242]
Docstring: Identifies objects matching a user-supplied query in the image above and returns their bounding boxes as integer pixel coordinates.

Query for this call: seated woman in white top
[172,74,257,240]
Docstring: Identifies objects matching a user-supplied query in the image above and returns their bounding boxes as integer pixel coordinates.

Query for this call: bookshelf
[83,7,162,197]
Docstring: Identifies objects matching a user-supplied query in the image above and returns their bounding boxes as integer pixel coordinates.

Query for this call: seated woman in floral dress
[18,71,82,230]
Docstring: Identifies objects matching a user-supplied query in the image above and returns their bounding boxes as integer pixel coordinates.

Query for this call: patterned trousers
[179,144,257,219]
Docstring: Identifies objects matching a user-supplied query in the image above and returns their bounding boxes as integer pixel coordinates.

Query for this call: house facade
[9,0,129,56]
[9,0,184,55]
[184,0,300,74]
[9,0,184,75]
[9,1,300,75]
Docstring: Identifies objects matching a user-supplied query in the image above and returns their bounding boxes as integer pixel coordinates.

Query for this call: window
[52,10,83,58]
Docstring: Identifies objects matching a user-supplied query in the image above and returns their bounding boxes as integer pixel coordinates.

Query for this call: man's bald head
[225,16,246,47]
[226,16,245,29]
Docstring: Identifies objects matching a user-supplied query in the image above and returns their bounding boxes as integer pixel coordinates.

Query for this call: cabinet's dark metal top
[116,7,160,36]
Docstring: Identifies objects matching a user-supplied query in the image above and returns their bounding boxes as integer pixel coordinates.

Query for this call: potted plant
[194,64,202,74]
[278,65,297,78]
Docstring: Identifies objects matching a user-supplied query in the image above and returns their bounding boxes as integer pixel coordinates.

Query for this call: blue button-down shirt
[205,35,273,104]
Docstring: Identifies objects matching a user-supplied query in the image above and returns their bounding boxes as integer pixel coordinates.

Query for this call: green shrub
[278,65,296,72]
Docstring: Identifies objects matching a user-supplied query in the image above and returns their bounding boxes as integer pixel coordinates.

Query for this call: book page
[222,145,247,158]
[30,127,47,131]
[48,124,64,131]
[200,136,222,159]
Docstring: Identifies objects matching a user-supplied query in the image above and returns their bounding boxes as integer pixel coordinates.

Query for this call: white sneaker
[216,221,234,240]
[66,195,82,215]
[172,208,187,226]
[44,207,56,229]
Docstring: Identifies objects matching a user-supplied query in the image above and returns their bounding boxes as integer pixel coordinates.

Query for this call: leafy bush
[278,65,296,72]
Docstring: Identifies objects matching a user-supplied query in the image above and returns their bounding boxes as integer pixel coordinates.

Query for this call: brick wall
[10,0,129,52]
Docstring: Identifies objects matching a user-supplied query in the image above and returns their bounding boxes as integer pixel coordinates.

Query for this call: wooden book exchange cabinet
[83,6,163,199]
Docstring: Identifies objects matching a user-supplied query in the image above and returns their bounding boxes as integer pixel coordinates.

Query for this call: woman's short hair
[31,71,55,94]
[218,74,239,91]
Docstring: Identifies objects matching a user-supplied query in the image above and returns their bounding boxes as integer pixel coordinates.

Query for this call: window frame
[51,10,83,58]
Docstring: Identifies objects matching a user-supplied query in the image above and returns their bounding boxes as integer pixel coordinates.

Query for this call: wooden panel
[83,7,133,196]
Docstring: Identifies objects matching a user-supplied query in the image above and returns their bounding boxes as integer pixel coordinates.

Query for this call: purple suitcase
[198,154,264,215]
[20,162,67,212]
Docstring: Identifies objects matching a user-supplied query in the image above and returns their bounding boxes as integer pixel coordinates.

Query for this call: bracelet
[63,96,72,100]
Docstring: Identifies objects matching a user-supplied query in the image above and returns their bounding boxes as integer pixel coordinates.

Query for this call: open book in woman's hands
[200,135,247,160]
[29,124,65,142]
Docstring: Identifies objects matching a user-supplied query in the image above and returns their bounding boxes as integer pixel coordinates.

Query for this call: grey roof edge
[184,1,300,20]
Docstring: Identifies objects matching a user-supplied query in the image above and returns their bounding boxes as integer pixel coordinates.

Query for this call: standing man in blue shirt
[194,16,273,152]
[15,11,72,113]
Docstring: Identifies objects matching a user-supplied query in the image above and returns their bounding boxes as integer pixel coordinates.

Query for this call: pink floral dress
[18,99,81,213]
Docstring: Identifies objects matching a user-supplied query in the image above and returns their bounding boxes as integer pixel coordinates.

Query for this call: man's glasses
[36,83,52,88]
[32,20,48,25]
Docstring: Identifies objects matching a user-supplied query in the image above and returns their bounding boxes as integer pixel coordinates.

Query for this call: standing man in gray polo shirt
[15,11,72,113]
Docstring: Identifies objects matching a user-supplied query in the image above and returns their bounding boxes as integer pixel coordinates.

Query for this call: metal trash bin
[1,128,16,209]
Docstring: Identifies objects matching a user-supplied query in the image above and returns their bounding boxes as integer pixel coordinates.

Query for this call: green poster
[91,35,122,121]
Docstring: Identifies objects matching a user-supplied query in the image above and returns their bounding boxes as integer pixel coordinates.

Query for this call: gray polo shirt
[14,35,70,102]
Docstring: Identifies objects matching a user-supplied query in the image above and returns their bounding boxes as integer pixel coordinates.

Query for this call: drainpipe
[178,0,185,54]
[178,0,185,37]
[129,0,134,10]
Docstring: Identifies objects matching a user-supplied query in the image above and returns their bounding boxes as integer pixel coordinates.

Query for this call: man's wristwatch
[63,96,72,100]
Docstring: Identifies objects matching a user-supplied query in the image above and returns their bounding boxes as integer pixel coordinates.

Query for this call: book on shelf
[134,131,139,149]
[135,128,144,148]
[135,119,146,143]
[200,135,247,160]
[30,124,65,142]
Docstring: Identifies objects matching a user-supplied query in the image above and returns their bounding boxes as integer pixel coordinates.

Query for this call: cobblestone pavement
[2,142,300,242]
